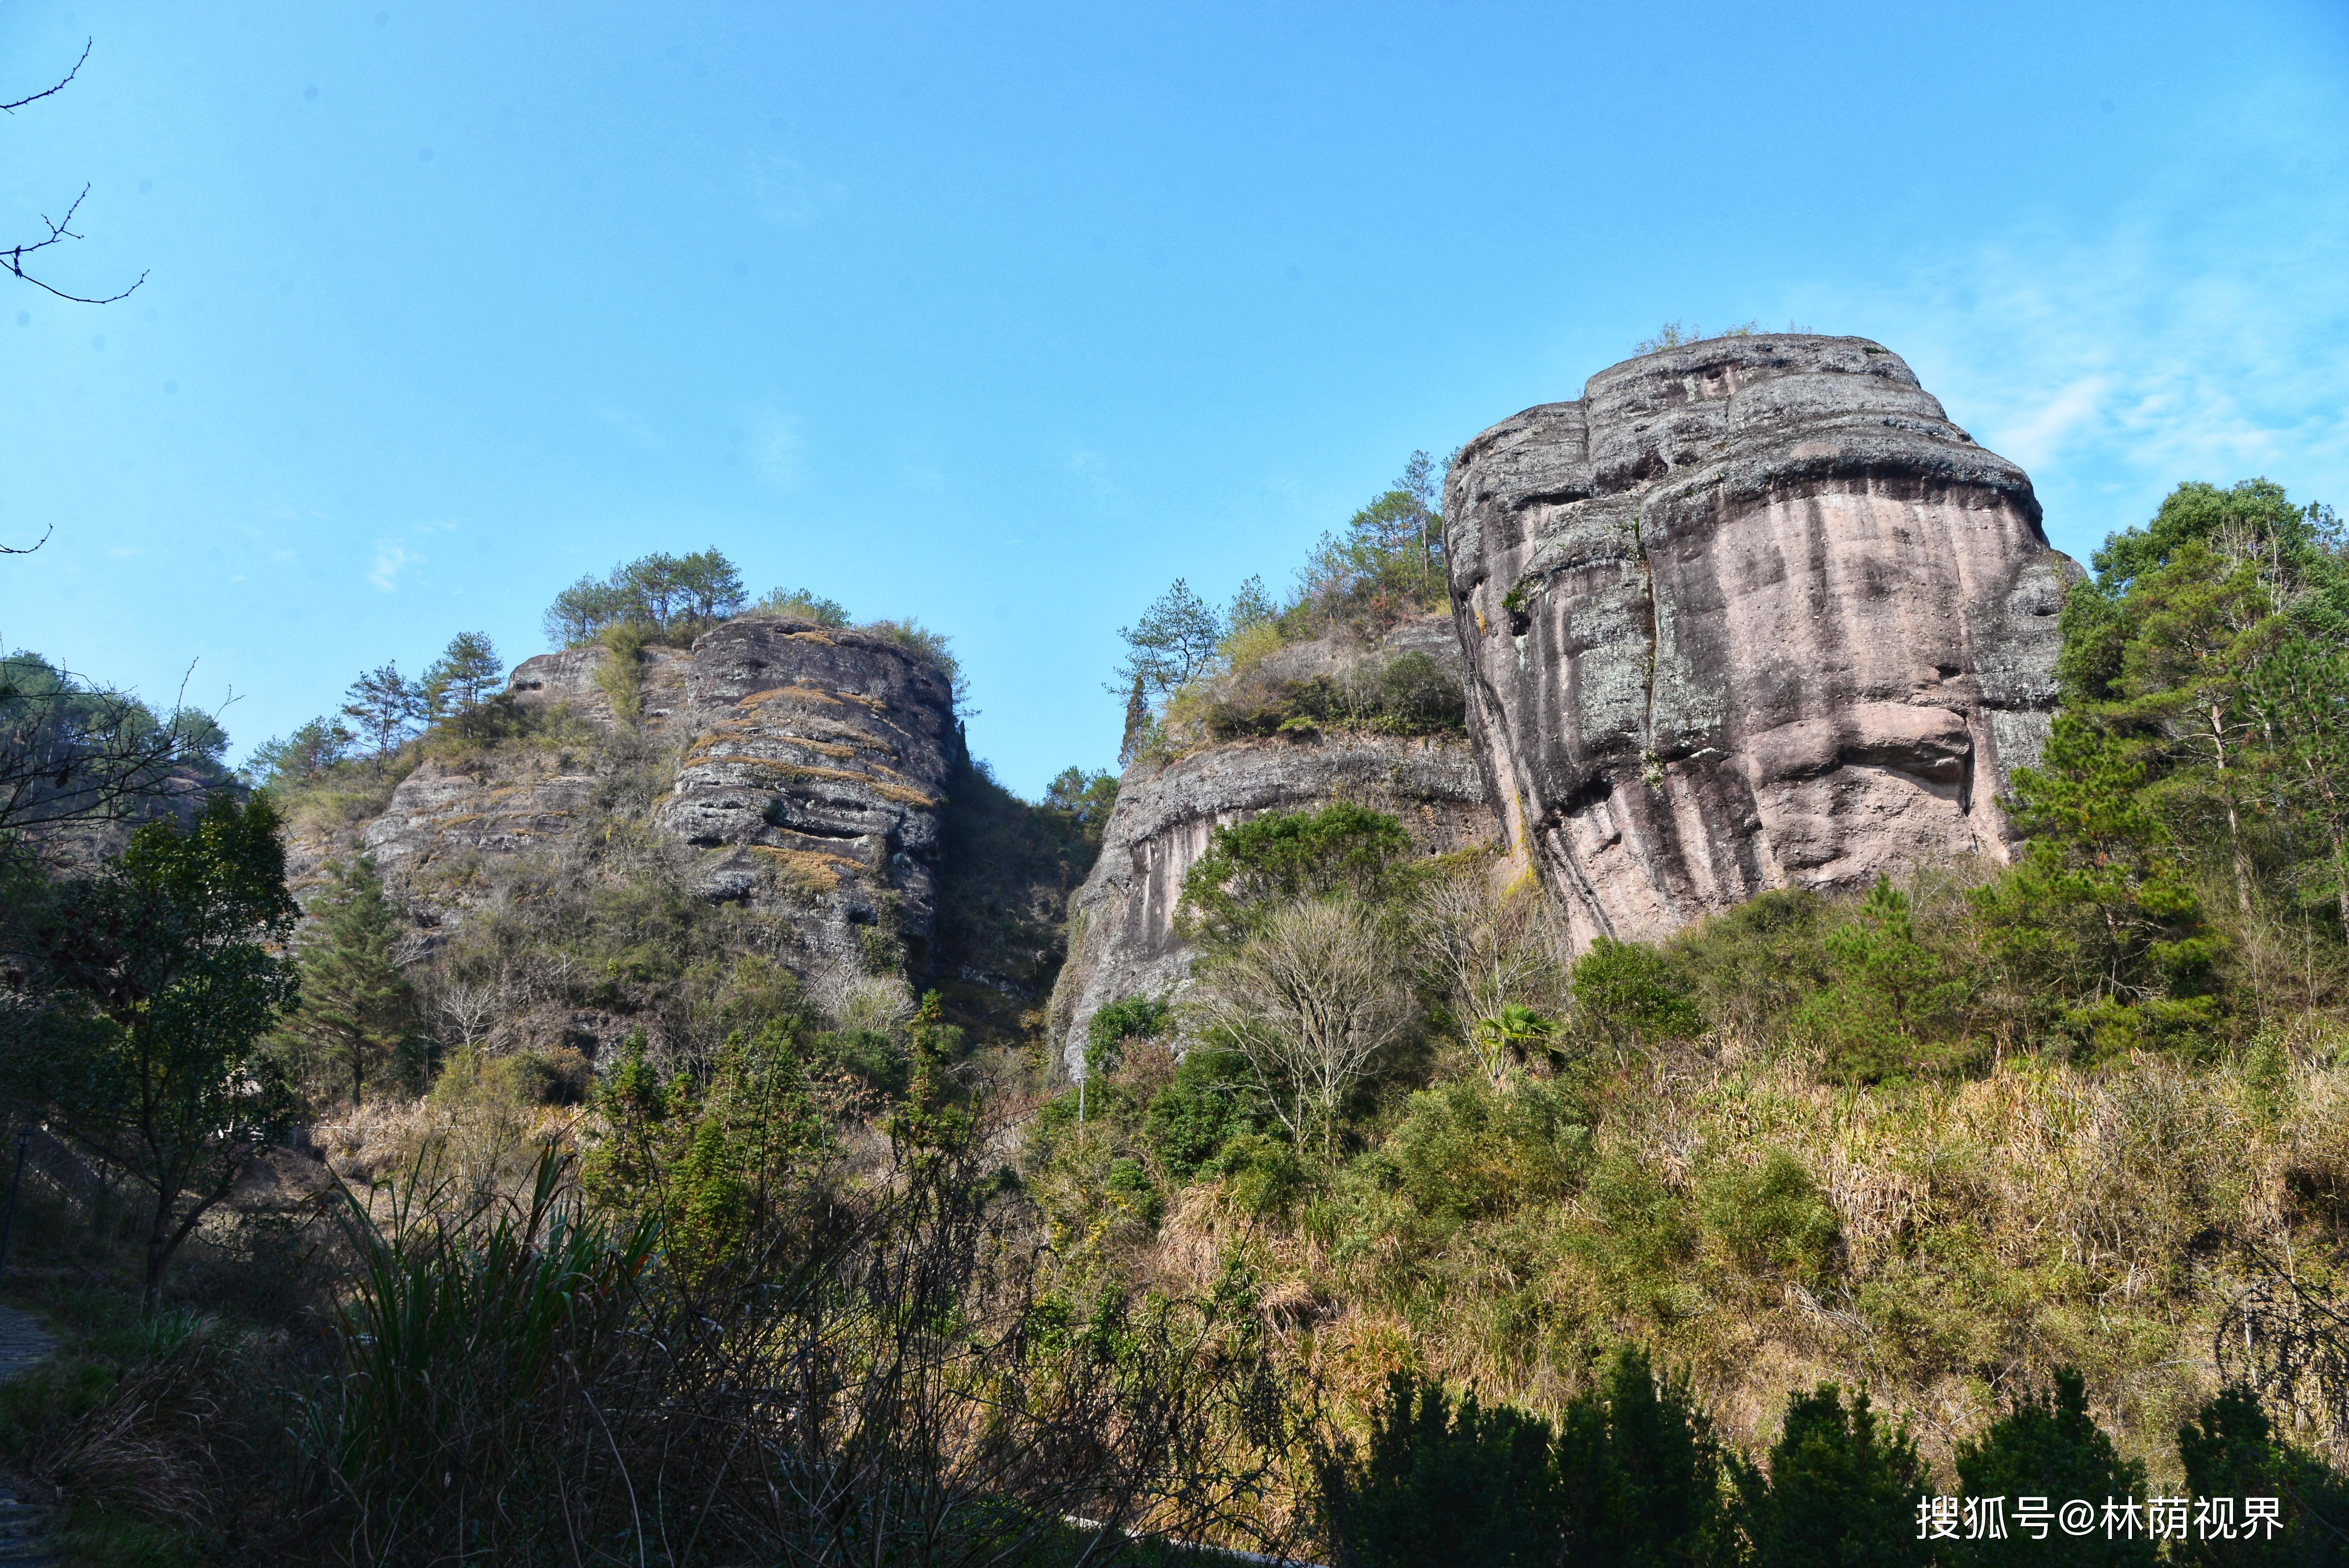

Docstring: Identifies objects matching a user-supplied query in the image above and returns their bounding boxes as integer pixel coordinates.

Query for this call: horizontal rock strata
[653,617,963,971]
[1053,615,1494,1072]
[1444,333,2076,944]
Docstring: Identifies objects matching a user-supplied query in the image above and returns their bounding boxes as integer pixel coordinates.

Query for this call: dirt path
[0,1308,53,1384]
[0,1306,59,1566]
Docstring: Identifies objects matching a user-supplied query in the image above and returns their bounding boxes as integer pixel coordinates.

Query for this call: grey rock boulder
[1444,333,2078,944]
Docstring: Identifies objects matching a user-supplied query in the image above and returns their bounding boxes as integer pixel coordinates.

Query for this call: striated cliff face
[1444,334,2076,944]
[652,618,962,972]
[1051,614,1495,1073]
[333,617,962,985]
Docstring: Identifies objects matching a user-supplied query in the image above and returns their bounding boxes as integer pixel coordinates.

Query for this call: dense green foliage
[276,853,427,1107]
[2176,1390,2349,1566]
[544,547,750,645]
[2,792,301,1306]
[1178,801,1417,946]
[1324,1367,2349,1566]
[1951,1369,2156,1566]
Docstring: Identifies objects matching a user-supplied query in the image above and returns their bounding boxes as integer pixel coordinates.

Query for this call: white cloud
[368,540,418,591]
[1823,179,2349,559]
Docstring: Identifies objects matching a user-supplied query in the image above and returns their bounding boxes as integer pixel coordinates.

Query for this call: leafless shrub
[1412,864,1569,1073]
[1191,898,1417,1157]
[2218,1244,2349,1466]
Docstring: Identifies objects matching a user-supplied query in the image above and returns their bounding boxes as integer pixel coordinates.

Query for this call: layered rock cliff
[1050,614,1495,1071]
[651,617,962,973]
[1444,334,2076,944]
[330,617,963,991]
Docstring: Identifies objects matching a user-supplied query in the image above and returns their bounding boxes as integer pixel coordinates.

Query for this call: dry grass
[1136,1035,2349,1484]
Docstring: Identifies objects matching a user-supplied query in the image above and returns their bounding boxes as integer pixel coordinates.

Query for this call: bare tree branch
[5,184,146,304]
[0,524,52,556]
[0,37,89,114]
[5,42,147,305]
[0,654,226,835]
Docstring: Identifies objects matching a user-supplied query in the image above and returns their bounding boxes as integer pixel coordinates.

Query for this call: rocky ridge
[317,616,963,998]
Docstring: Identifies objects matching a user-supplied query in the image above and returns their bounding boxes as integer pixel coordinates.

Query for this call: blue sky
[3,2,2344,797]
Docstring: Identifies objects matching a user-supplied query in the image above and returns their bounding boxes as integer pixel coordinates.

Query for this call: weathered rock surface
[653,617,964,972]
[507,644,694,729]
[360,758,600,889]
[301,620,962,992]
[1444,333,2077,944]
[1051,615,1494,1072]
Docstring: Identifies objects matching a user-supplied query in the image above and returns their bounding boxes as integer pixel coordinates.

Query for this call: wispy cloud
[1064,449,1123,508]
[745,410,804,490]
[368,540,418,591]
[750,153,842,230]
[1823,157,2349,558]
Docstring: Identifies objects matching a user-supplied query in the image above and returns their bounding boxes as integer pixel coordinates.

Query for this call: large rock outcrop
[332,618,962,983]
[1051,614,1495,1072]
[1444,334,2076,944]
[653,618,963,972]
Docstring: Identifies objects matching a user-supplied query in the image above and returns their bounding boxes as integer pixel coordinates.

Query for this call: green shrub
[1195,650,1468,743]
[593,622,647,720]
[1104,1157,1163,1226]
[1949,1368,2155,1566]
[1320,1349,1735,1568]
[807,1026,909,1103]
[1580,1155,1698,1319]
[1088,994,1173,1078]
[1797,876,1972,1084]
[1317,1371,1565,1568]
[1555,1347,1735,1568]
[752,585,850,625]
[1387,1077,1590,1224]
[1180,803,1416,946]
[1142,1048,1266,1181]
[1697,1149,1839,1281]
[1666,888,1834,1043]
[1212,1131,1307,1218]
[1571,937,1702,1046]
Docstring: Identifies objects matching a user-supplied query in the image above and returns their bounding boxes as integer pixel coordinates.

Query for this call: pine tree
[1971,716,2219,1055]
[1952,1369,2156,1568]
[287,855,419,1107]
[1796,876,1968,1082]
[340,662,423,768]
[1737,1385,1934,1568]
[1119,672,1149,764]
[420,631,503,724]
